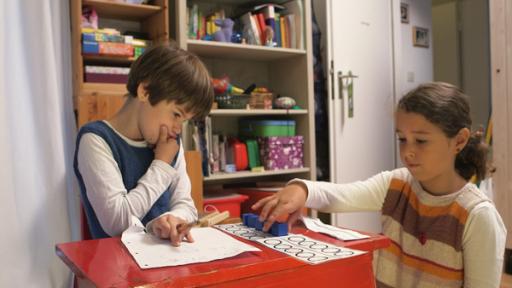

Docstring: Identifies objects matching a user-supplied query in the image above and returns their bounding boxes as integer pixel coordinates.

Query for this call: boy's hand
[252,182,308,232]
[154,125,179,163]
[152,214,194,247]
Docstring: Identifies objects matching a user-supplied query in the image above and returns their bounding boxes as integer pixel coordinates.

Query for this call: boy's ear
[455,127,470,152]
[137,82,150,102]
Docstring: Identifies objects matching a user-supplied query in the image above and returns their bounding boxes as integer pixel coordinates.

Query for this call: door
[325,0,396,233]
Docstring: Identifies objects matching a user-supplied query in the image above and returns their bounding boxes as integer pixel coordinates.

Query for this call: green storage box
[240,120,296,137]
[245,139,261,168]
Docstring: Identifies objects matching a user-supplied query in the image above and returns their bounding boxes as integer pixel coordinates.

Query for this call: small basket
[215,94,250,109]
[249,92,273,109]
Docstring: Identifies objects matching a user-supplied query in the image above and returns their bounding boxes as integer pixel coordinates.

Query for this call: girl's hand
[152,214,194,247]
[252,182,308,231]
[154,125,179,163]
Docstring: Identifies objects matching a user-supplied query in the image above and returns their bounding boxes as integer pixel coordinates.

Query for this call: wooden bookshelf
[70,0,169,126]
[205,168,310,182]
[82,0,162,20]
[209,109,308,116]
[176,0,316,186]
[187,39,306,61]
[83,55,135,65]
[82,82,127,94]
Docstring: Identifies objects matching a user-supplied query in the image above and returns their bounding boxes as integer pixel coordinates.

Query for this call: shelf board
[204,167,310,182]
[82,0,162,21]
[83,55,135,65]
[209,109,308,116]
[82,82,127,95]
[187,40,306,61]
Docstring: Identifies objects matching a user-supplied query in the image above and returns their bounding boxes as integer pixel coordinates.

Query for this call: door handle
[337,71,345,126]
[330,60,335,100]
[347,71,357,118]
[337,71,358,123]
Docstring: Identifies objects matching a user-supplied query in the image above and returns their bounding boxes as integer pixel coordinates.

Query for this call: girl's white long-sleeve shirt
[295,168,506,288]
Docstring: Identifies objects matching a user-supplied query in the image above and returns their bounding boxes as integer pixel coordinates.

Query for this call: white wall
[432,0,491,129]
[460,0,491,128]
[398,0,434,96]
[393,0,433,167]
[432,1,459,86]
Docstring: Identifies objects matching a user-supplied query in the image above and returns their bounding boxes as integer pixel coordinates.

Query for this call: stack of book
[84,66,130,84]
[81,28,149,58]
[187,0,304,49]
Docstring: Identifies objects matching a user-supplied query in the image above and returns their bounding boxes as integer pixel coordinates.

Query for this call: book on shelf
[185,2,304,49]
[274,12,282,47]
[255,13,267,45]
[82,41,134,57]
[283,0,304,49]
[240,12,261,45]
[84,65,130,83]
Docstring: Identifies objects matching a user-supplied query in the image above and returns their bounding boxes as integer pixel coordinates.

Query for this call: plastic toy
[212,76,244,95]
[274,96,296,109]
[231,32,242,43]
[242,213,289,236]
[213,18,234,42]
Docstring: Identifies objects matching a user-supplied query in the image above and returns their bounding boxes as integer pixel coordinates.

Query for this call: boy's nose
[173,123,182,135]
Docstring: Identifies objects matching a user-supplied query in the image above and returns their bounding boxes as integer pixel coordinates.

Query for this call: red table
[56,227,389,287]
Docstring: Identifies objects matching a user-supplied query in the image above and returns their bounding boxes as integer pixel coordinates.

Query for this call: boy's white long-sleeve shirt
[77,124,197,237]
[295,170,506,288]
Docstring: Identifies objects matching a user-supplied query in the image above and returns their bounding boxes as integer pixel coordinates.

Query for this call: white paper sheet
[302,217,370,241]
[256,234,366,264]
[121,216,260,269]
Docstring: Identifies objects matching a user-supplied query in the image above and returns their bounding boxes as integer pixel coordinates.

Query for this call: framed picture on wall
[413,26,429,48]
[401,3,409,23]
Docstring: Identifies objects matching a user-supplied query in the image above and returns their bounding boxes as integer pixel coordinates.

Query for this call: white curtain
[0,0,80,287]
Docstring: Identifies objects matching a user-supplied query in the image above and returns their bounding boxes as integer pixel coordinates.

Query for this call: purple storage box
[257,136,304,170]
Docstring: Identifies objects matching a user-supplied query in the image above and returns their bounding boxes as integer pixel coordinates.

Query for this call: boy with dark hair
[74,44,213,246]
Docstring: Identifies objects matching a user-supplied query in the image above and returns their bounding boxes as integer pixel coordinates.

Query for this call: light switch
[407,71,415,82]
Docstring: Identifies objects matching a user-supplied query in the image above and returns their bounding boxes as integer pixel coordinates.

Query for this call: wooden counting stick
[205,211,230,227]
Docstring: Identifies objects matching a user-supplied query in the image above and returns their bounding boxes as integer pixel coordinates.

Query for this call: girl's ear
[455,127,470,152]
[137,82,149,102]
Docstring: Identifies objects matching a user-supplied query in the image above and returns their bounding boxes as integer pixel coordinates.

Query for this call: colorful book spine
[256,13,266,45]
[82,41,133,56]
[275,13,282,47]
[280,16,287,48]
[263,5,276,45]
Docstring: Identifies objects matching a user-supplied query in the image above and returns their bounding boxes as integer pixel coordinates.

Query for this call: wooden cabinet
[69,0,316,201]
[70,0,169,126]
[173,0,316,185]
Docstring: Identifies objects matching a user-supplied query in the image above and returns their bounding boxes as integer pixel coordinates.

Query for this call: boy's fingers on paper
[153,215,172,238]
[176,223,192,242]
[158,223,171,239]
[169,221,181,247]
[154,227,162,238]
[183,231,194,243]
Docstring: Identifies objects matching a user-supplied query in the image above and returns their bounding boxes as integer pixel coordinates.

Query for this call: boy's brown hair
[126,43,213,120]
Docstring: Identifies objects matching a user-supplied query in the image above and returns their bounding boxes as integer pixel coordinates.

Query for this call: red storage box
[235,188,280,215]
[203,193,249,218]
